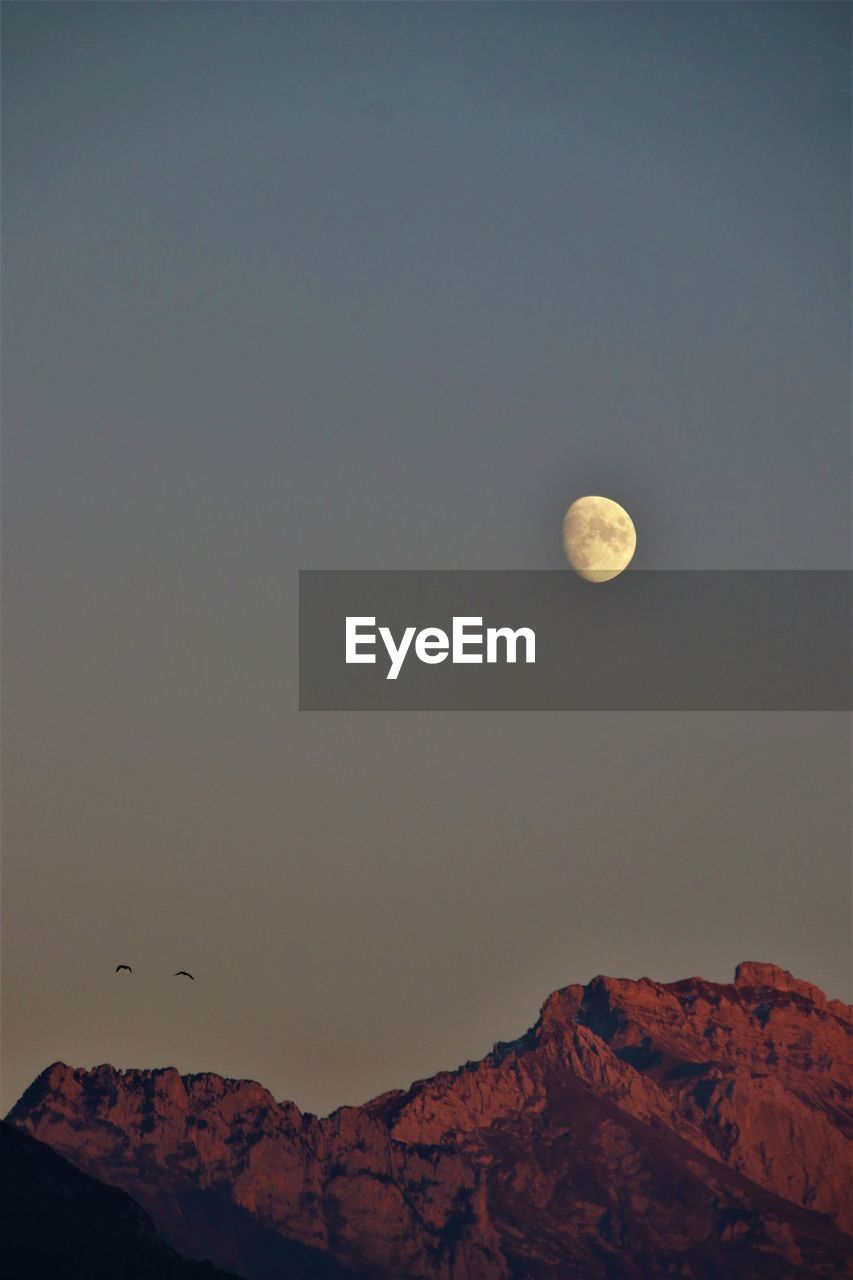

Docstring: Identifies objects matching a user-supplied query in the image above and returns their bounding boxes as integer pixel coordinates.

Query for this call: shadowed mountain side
[0,1120,356,1280]
[0,1121,240,1280]
[7,964,853,1279]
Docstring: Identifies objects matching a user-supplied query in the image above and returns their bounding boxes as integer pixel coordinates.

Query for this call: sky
[2,2,850,1117]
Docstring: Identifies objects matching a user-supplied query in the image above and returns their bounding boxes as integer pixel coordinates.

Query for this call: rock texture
[7,962,853,1279]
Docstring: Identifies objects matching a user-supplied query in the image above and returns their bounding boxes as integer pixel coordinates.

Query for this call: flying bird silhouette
[115,964,132,973]
[174,970,195,979]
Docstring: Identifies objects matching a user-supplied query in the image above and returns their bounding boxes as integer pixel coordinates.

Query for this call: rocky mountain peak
[734,959,832,1007]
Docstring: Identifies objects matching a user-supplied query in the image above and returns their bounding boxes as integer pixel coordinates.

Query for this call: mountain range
[6,961,852,1279]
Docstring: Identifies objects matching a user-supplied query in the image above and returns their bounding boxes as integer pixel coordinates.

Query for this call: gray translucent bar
[299,571,851,711]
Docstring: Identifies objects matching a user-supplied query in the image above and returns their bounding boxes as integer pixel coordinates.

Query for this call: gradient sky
[2,2,850,1117]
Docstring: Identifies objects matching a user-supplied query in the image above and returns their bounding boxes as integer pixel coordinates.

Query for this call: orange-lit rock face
[8,963,853,1280]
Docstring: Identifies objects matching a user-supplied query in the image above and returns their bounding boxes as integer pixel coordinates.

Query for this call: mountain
[0,1120,241,1279]
[6,962,852,1279]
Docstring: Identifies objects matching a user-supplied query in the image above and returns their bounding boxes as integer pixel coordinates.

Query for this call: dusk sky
[2,2,850,1117]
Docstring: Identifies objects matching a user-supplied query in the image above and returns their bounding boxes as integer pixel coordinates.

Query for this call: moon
[562,495,637,583]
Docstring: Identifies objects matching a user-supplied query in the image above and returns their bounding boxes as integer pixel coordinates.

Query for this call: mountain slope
[7,962,852,1279]
[0,1120,240,1279]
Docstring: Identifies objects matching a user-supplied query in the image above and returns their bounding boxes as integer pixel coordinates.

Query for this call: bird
[174,970,195,980]
[115,964,132,973]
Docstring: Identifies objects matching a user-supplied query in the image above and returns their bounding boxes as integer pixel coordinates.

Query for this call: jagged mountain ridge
[7,962,853,1279]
